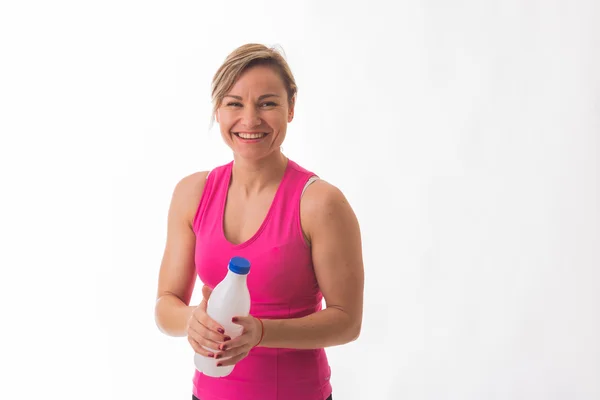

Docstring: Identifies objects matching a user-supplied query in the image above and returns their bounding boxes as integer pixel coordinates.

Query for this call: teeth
[237,132,266,139]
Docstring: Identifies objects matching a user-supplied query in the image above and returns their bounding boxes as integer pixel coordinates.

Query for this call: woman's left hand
[215,316,263,366]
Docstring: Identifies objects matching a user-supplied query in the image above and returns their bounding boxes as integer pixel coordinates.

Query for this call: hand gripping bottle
[194,256,251,377]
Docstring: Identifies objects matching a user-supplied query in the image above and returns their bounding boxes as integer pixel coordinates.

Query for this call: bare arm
[154,171,208,337]
[211,180,364,365]
[258,181,364,348]
[219,180,364,356]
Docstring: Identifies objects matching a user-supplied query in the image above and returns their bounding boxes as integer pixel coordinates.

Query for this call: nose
[241,106,261,128]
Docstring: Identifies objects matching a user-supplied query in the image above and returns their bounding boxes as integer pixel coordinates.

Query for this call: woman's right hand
[187,285,230,357]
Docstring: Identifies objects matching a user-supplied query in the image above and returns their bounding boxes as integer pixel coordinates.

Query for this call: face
[215,65,294,162]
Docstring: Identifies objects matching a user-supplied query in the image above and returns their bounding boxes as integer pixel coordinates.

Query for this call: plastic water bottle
[194,256,251,377]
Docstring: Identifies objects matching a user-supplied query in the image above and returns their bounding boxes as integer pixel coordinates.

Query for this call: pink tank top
[191,159,333,400]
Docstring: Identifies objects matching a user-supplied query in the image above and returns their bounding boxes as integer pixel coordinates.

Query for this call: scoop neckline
[219,159,292,249]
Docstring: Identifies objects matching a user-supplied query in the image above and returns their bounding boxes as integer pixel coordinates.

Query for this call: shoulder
[171,160,233,201]
[301,179,347,212]
[170,171,210,227]
[173,170,210,195]
[300,179,357,243]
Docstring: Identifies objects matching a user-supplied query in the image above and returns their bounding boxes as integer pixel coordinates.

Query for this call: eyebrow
[224,94,280,101]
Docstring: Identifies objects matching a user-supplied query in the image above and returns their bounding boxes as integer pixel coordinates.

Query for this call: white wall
[1,1,598,399]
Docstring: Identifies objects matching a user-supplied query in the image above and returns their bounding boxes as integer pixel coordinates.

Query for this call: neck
[226,270,248,283]
[231,150,288,196]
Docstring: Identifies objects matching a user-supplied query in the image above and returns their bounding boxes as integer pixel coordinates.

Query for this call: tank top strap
[259,159,317,246]
[285,158,318,201]
[192,161,233,234]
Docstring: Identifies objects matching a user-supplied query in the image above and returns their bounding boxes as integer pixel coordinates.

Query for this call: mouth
[233,132,269,140]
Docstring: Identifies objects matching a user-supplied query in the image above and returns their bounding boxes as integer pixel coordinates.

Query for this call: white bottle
[194,256,251,377]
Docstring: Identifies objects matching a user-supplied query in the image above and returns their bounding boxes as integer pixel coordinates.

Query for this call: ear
[288,95,295,123]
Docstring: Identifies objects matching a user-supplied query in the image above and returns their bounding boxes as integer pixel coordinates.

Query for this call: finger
[215,334,252,357]
[188,323,227,351]
[202,285,213,301]
[196,321,230,343]
[231,316,255,330]
[188,336,216,358]
[195,308,227,336]
[188,314,230,345]
[217,351,248,367]
[188,318,231,348]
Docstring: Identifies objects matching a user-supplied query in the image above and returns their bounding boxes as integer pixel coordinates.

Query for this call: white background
[1,1,598,399]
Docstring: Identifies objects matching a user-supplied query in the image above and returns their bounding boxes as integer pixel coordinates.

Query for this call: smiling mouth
[233,132,268,139]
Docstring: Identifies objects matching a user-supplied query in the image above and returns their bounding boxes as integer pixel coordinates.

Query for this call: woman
[155,43,364,400]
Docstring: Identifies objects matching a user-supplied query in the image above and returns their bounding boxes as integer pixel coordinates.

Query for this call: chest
[222,187,278,245]
[194,167,319,312]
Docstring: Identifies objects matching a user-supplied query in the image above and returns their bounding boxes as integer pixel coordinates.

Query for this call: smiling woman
[154,43,364,400]
[212,46,296,161]
[215,67,290,158]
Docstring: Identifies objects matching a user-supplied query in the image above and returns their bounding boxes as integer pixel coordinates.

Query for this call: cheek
[264,112,288,129]
[218,121,234,143]
[218,115,235,133]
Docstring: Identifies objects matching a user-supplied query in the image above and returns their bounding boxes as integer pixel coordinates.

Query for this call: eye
[260,101,277,107]
[226,102,242,107]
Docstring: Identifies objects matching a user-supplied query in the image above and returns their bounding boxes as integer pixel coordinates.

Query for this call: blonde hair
[210,43,297,124]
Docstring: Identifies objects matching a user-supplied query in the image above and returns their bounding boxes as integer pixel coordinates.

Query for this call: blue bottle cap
[228,256,251,275]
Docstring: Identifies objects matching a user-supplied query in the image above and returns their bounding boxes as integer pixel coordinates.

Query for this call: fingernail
[224,336,231,341]
[215,354,221,359]
[220,344,227,351]
[207,353,214,358]
[231,317,238,323]
[217,328,225,334]
[217,363,222,367]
